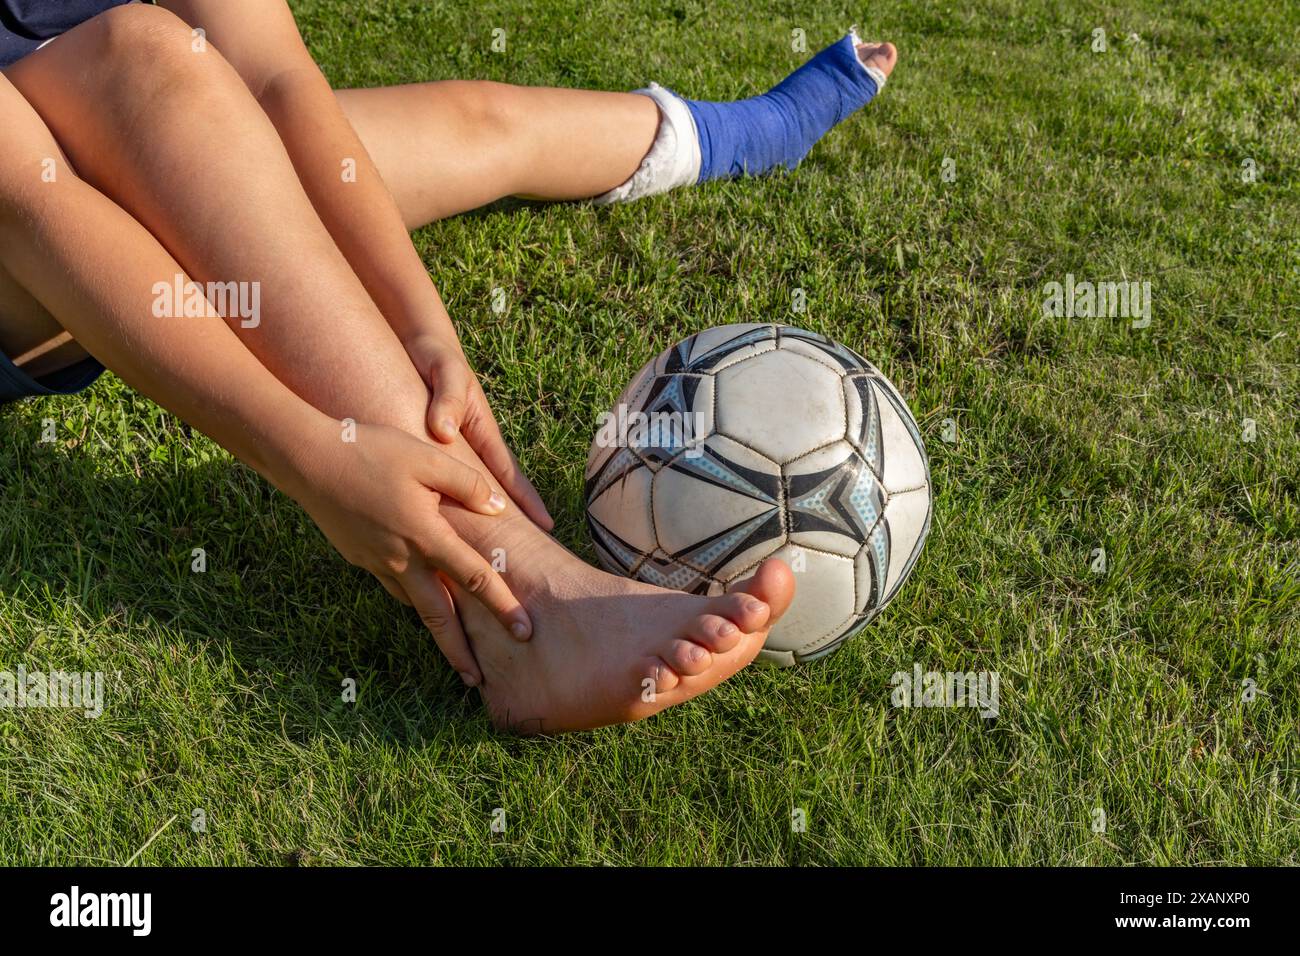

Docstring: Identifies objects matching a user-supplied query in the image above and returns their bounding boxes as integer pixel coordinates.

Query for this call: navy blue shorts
[0,353,104,403]
[0,0,138,69]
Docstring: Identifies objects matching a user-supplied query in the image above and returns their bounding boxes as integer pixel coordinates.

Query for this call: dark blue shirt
[0,0,137,68]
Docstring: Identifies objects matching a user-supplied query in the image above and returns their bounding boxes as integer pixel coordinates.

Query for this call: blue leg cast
[685,32,885,182]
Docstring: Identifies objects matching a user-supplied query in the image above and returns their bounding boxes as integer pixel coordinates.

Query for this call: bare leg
[336,42,899,228]
[3,8,421,418]
[0,74,333,487]
[336,82,660,226]
[0,69,562,375]
[0,5,793,733]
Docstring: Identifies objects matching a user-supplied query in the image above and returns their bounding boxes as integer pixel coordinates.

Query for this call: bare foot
[452,515,794,734]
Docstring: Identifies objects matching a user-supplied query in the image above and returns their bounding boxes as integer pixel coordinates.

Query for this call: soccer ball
[584,324,932,666]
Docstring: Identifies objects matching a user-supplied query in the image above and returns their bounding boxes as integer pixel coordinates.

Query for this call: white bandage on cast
[593,84,702,205]
[847,28,888,93]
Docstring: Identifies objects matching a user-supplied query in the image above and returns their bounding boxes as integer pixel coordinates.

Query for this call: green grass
[1,0,1297,865]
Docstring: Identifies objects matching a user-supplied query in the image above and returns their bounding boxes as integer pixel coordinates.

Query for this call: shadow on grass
[1,418,770,744]
[0,412,564,748]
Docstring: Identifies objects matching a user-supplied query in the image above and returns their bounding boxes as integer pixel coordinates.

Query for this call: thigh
[0,68,92,378]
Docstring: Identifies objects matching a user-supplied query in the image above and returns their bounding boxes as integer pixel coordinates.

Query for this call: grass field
[1,0,1296,865]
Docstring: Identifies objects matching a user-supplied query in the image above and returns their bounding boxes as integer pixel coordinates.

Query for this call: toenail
[459,671,479,687]
[718,621,737,636]
[689,644,706,661]
[746,600,767,614]
[510,621,530,639]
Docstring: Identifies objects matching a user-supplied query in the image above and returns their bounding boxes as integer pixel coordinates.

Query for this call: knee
[85,3,234,98]
[91,3,196,55]
[445,81,522,142]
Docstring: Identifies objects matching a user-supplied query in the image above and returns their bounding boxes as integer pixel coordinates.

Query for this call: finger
[426,352,472,444]
[378,574,413,607]
[402,569,482,686]
[417,447,506,516]
[433,530,533,641]
[464,393,554,530]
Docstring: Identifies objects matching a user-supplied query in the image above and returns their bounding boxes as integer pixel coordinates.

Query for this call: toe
[684,614,744,654]
[641,656,680,696]
[665,638,714,677]
[644,616,769,714]
[708,592,772,634]
[856,41,898,78]
[729,558,797,624]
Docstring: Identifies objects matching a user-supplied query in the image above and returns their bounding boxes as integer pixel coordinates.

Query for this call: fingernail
[487,493,506,513]
[511,620,530,640]
[459,671,479,687]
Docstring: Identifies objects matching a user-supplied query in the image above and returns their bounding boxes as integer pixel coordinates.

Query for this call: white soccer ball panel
[777,326,876,373]
[776,335,860,375]
[586,430,617,482]
[587,458,658,557]
[872,380,928,493]
[881,486,931,601]
[658,323,778,375]
[656,433,784,579]
[785,440,883,557]
[653,456,776,557]
[585,361,657,479]
[675,323,779,374]
[738,542,857,654]
[784,438,858,477]
[705,339,778,374]
[685,323,775,368]
[755,646,798,667]
[714,349,846,464]
[789,615,864,660]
